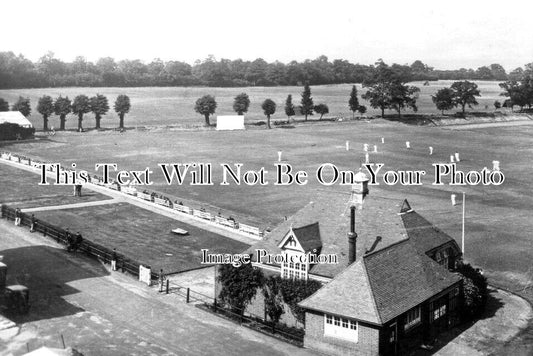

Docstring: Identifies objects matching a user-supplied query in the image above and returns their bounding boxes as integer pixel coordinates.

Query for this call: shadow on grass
[412,288,504,355]
[0,244,110,323]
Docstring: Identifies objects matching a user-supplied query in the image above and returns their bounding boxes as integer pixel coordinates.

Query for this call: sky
[2,0,532,71]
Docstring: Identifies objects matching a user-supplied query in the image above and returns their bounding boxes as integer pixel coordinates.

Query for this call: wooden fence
[0,204,157,280]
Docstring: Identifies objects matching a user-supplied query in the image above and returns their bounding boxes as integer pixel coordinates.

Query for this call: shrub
[0,123,35,140]
[278,277,322,323]
[217,264,264,315]
[456,262,488,319]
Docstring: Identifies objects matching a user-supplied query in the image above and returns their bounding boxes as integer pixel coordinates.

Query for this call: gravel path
[0,219,315,356]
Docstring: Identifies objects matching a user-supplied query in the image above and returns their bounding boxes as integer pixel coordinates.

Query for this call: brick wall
[304,310,380,356]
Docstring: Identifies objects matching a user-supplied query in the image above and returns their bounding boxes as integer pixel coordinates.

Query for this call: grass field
[1,92,532,309]
[0,163,110,208]
[2,118,532,300]
[28,202,249,273]
[0,81,508,131]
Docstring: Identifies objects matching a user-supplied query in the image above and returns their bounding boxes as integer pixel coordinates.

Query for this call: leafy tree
[217,264,264,315]
[432,87,455,114]
[389,84,419,118]
[245,58,268,85]
[362,60,420,119]
[262,276,284,330]
[0,98,9,111]
[450,80,481,116]
[54,96,71,130]
[358,105,367,115]
[194,95,217,126]
[456,262,488,320]
[300,83,314,120]
[90,94,109,129]
[71,95,91,131]
[232,93,250,115]
[362,82,391,118]
[499,80,530,112]
[11,96,31,117]
[261,99,276,129]
[36,95,54,131]
[114,94,131,129]
[348,85,360,118]
[314,103,329,119]
[284,94,295,119]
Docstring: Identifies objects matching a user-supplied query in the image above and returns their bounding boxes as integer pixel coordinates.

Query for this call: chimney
[366,236,382,254]
[348,206,357,264]
[0,262,7,289]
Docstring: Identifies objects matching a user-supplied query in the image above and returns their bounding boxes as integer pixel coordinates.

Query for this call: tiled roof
[401,209,459,254]
[251,188,461,279]
[298,239,462,325]
[364,239,461,323]
[291,222,322,252]
[249,188,408,278]
[298,260,381,324]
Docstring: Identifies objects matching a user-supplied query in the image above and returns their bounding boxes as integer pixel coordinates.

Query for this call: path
[0,219,315,356]
[444,120,533,130]
[21,197,123,212]
[0,158,258,245]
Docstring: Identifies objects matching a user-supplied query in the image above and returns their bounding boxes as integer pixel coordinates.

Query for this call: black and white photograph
[0,0,532,355]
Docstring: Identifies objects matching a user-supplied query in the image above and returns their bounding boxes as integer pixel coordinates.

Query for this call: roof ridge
[363,237,410,258]
[361,258,382,324]
[292,221,319,230]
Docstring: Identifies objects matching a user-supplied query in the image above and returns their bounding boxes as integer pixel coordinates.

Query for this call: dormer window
[287,237,297,248]
[277,223,322,281]
[281,251,308,280]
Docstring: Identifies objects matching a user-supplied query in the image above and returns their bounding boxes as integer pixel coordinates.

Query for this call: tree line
[0,51,529,89]
[0,94,131,131]
[194,83,367,128]
[194,60,533,126]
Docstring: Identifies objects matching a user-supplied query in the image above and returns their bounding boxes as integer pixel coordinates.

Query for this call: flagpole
[462,192,465,259]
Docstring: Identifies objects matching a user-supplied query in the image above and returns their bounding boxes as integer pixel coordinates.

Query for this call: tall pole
[462,192,465,259]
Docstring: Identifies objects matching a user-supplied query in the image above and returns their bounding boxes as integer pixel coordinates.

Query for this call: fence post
[186,288,190,303]
[214,298,217,312]
[166,279,169,294]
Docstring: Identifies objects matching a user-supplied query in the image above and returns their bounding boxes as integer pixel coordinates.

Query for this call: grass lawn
[33,202,250,273]
[1,108,532,304]
[0,81,508,131]
[0,163,111,209]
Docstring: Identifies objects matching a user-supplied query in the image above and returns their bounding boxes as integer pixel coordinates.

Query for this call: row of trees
[194,84,367,128]
[433,66,533,115]
[0,95,131,131]
[498,69,533,111]
[0,51,528,89]
[432,81,481,116]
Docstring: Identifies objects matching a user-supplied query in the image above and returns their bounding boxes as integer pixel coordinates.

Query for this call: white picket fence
[1,151,265,240]
[215,216,237,229]
[121,186,138,196]
[154,197,172,207]
[174,204,192,214]
[239,223,262,237]
[137,192,152,201]
[192,209,213,221]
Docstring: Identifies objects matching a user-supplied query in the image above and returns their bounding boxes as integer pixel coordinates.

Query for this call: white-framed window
[404,306,421,330]
[280,251,307,280]
[324,314,358,342]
